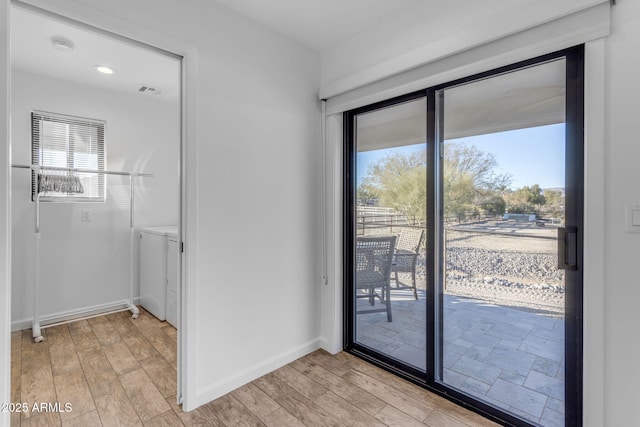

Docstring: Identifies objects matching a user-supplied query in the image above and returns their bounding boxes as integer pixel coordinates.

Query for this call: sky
[357,123,565,190]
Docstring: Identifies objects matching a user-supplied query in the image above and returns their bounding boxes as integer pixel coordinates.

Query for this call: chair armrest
[392,250,418,267]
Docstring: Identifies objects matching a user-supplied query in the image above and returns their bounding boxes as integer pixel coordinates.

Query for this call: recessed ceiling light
[51,37,74,53]
[94,65,115,75]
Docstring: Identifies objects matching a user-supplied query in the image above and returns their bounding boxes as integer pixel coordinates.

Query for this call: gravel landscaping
[404,224,566,317]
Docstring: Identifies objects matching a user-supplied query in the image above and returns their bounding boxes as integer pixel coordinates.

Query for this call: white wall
[603,1,640,425]
[10,69,179,326]
[9,0,322,411]
[0,1,11,426]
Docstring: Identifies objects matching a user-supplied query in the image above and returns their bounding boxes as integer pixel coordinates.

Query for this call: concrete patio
[356,288,565,427]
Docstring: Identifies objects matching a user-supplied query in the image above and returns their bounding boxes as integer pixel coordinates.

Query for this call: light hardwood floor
[11,309,498,426]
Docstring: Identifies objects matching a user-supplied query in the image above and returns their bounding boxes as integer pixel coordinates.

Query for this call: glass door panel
[352,96,428,372]
[439,59,568,426]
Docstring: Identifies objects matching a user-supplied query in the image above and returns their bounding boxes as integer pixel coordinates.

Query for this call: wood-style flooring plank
[161,326,177,343]
[43,324,72,346]
[49,342,82,377]
[78,349,122,399]
[20,411,61,427]
[119,368,171,422]
[145,330,176,365]
[131,311,165,336]
[252,372,299,401]
[121,329,161,362]
[343,369,433,422]
[20,330,49,367]
[262,407,305,427]
[94,384,143,427]
[314,391,387,427]
[140,356,178,399]
[61,410,102,427]
[231,383,280,421]
[166,396,225,427]
[274,390,342,427]
[53,371,96,422]
[69,331,101,356]
[20,365,56,421]
[107,311,139,335]
[293,362,386,416]
[271,365,328,401]
[424,409,474,427]
[143,409,185,427]
[103,340,141,376]
[302,350,352,377]
[375,405,429,427]
[66,320,92,336]
[423,400,501,427]
[203,394,265,426]
[89,319,121,347]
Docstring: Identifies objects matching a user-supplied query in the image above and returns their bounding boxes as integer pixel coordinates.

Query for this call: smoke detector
[138,85,162,95]
[51,37,74,53]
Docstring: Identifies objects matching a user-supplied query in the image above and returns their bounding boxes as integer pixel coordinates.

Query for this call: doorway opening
[9,2,184,423]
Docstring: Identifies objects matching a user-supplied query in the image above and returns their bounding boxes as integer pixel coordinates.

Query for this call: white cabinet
[139,226,178,327]
[166,237,178,328]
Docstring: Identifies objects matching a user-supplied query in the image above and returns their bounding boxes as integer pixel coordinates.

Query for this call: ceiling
[214,0,423,51]
[11,6,181,100]
[10,1,421,100]
[10,1,565,142]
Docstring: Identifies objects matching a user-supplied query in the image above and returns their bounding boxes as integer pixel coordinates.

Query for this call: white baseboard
[187,337,322,412]
[11,299,138,331]
[319,336,343,355]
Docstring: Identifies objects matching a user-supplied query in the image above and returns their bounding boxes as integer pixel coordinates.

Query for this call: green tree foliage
[443,143,510,219]
[505,184,547,214]
[543,189,563,207]
[542,189,564,222]
[358,142,511,223]
[358,149,426,223]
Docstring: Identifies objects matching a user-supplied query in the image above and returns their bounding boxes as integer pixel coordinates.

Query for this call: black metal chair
[391,228,424,300]
[355,235,396,322]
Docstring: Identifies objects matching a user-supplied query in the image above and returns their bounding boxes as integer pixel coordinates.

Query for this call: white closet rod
[11,163,153,177]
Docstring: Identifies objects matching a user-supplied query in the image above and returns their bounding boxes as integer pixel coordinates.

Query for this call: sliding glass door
[345,94,428,376]
[345,47,583,427]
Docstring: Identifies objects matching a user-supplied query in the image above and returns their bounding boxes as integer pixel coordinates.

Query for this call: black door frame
[343,45,584,427]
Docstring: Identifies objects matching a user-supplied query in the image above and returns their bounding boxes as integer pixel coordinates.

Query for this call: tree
[359,149,426,223]
[542,189,564,222]
[358,142,510,223]
[505,184,546,214]
[543,189,563,207]
[357,184,378,206]
[443,143,510,219]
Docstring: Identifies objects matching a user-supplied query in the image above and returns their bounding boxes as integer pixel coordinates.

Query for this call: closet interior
[9,4,182,421]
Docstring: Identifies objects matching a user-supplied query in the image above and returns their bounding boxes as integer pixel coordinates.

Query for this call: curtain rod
[11,164,153,177]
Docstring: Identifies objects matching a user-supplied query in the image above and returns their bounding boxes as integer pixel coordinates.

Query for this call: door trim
[8,0,192,408]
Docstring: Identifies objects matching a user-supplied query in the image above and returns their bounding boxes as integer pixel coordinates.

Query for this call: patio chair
[355,235,396,322]
[391,228,425,300]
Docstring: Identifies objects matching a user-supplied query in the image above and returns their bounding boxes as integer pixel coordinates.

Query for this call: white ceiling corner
[214,0,423,52]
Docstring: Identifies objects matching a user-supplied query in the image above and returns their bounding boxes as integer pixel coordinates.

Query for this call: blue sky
[357,123,565,190]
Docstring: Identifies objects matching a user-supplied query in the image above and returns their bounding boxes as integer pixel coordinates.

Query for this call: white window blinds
[31,111,106,201]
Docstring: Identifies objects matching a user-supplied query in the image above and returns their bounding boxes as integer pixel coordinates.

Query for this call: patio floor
[356,288,565,427]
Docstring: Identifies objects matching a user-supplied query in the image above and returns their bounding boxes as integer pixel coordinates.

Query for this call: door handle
[558,226,578,270]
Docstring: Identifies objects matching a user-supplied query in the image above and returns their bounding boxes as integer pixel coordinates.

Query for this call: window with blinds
[31,111,106,201]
